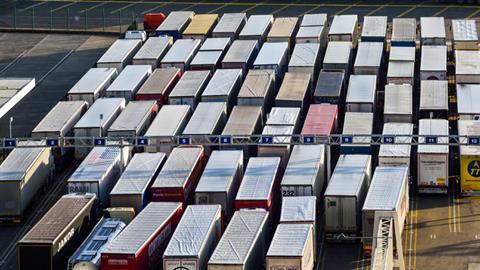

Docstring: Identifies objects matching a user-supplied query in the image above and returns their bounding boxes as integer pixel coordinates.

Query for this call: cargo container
[67,68,118,105]
[168,70,210,109]
[212,13,247,39]
[101,202,183,270]
[97,39,142,72]
[182,14,219,41]
[266,107,301,130]
[208,209,269,270]
[107,100,157,138]
[452,19,479,50]
[235,157,281,214]
[195,150,244,219]
[155,11,194,39]
[222,39,259,73]
[280,196,316,226]
[353,42,384,76]
[239,14,274,44]
[325,154,370,237]
[190,39,230,71]
[323,41,353,72]
[288,43,321,79]
[136,68,181,106]
[389,46,416,63]
[296,25,325,44]
[222,106,263,158]
[17,193,96,270]
[163,205,222,270]
[0,78,35,119]
[457,84,480,120]
[328,15,358,44]
[0,145,52,223]
[275,72,311,114]
[386,61,415,85]
[110,153,166,213]
[266,224,314,270]
[267,17,299,48]
[346,75,377,113]
[313,70,345,104]
[144,105,191,154]
[161,39,201,72]
[379,123,413,168]
[68,218,126,270]
[458,120,480,195]
[73,98,125,158]
[341,112,373,154]
[362,167,409,248]
[132,36,172,68]
[105,65,152,101]
[384,84,412,123]
[68,147,125,205]
[420,45,447,80]
[258,125,294,169]
[419,80,448,119]
[417,119,449,193]
[361,16,388,42]
[237,69,275,117]
[254,42,289,80]
[201,69,243,113]
[455,50,480,84]
[420,17,446,45]
[151,146,205,204]
[200,37,231,52]
[391,18,417,47]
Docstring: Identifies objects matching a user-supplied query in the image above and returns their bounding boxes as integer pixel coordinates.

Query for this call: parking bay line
[50,1,79,13]
[333,1,362,16]
[79,1,109,13]
[109,2,139,15]
[364,0,393,17]
[466,8,480,19]
[397,1,426,18]
[19,1,47,12]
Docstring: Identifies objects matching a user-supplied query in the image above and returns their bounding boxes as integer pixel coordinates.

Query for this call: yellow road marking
[334,0,361,16]
[466,8,480,19]
[181,0,210,11]
[19,1,47,12]
[432,5,450,17]
[364,0,393,17]
[272,0,302,15]
[110,2,138,14]
[50,1,79,13]
[80,1,108,13]
[397,1,425,18]
[241,1,265,13]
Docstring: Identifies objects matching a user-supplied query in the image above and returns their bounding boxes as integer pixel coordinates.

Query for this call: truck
[168,70,211,110]
[419,80,449,119]
[296,13,327,44]
[288,43,321,81]
[239,14,274,44]
[391,18,417,47]
[452,19,479,50]
[322,41,353,73]
[455,50,480,84]
[107,100,158,138]
[67,68,117,105]
[267,17,299,48]
[361,16,387,42]
[378,123,414,169]
[458,120,480,196]
[345,75,377,113]
[383,84,413,123]
[328,15,358,45]
[222,39,259,73]
[340,112,373,155]
[182,14,219,41]
[97,39,142,72]
[253,42,289,80]
[155,11,194,39]
[313,70,345,105]
[456,84,480,120]
[420,17,446,45]
[132,36,172,68]
[387,61,415,85]
[135,68,181,106]
[160,39,201,72]
[420,45,447,80]
[201,69,243,113]
[237,69,275,117]
[105,65,152,101]
[354,42,384,76]
[212,13,247,39]
[275,72,311,115]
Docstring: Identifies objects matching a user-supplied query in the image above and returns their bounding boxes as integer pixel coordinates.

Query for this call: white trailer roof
[452,19,478,41]
[254,42,288,66]
[262,125,294,144]
[156,11,194,32]
[106,65,151,93]
[420,80,448,111]
[342,112,373,145]
[104,202,182,254]
[323,42,352,65]
[354,42,383,68]
[301,13,327,27]
[68,147,121,183]
[387,61,414,78]
[455,50,480,76]
[68,68,117,94]
[152,146,203,188]
[32,101,87,135]
[363,167,408,211]
[420,17,446,39]
[379,123,413,158]
[191,51,223,66]
[266,107,300,126]
[281,145,324,187]
[268,17,299,39]
[346,75,376,103]
[280,196,316,223]
[361,16,387,39]
[110,153,166,195]
[213,13,247,35]
[288,43,320,68]
[183,102,226,135]
[267,224,312,257]
[133,36,172,61]
[200,37,231,51]
[418,119,449,154]
[74,98,125,129]
[222,40,258,64]
[202,69,242,97]
[329,15,358,36]
[145,105,190,137]
[458,120,480,156]
[161,39,201,64]
[222,106,262,135]
[163,205,221,257]
[296,26,324,40]
[389,46,415,62]
[0,145,48,181]
[236,157,280,201]
[196,150,243,193]
[169,70,210,98]
[108,100,156,134]
[325,154,371,197]
[238,69,274,99]
[384,84,412,116]
[457,84,480,115]
[420,45,447,72]
[239,15,273,37]
[97,39,141,64]
[392,18,416,43]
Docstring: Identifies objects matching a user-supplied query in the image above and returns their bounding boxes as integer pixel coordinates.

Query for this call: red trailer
[100,202,183,270]
[136,68,182,107]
